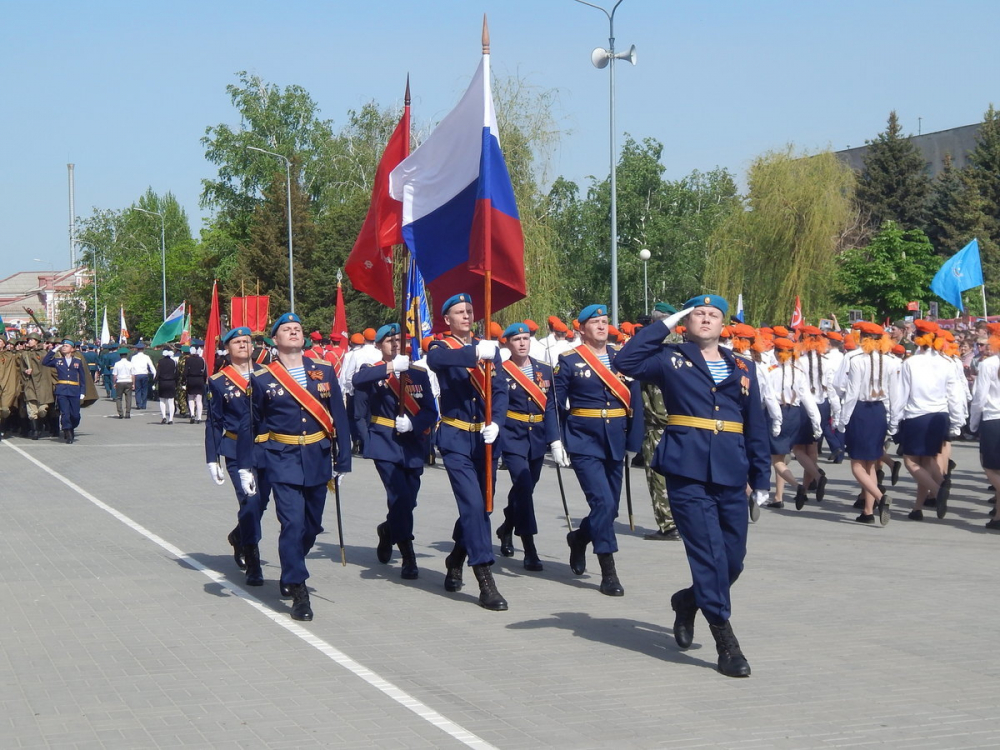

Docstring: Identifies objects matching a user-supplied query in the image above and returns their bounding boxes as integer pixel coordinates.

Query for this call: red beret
[309,331,322,342]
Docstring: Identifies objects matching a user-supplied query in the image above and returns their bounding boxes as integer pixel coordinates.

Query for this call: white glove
[949,426,961,438]
[663,306,694,331]
[887,424,898,437]
[476,340,499,360]
[771,422,781,437]
[395,414,413,433]
[238,468,257,496]
[481,422,499,444]
[391,354,410,373]
[752,489,770,506]
[813,429,823,441]
[79,394,85,400]
[333,471,346,487]
[550,440,570,468]
[207,462,226,486]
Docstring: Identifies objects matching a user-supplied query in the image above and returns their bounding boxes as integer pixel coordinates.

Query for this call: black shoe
[126,415,131,419]
[472,564,508,611]
[908,509,924,521]
[521,535,543,571]
[227,527,247,570]
[670,589,697,649]
[289,584,313,621]
[280,583,293,598]
[924,496,937,508]
[496,521,514,557]
[709,621,751,678]
[161,418,167,425]
[990,495,997,505]
[877,494,891,526]
[67,429,74,444]
[630,453,645,468]
[118,415,123,419]
[855,513,876,524]
[853,493,865,509]
[986,519,1000,531]
[947,458,956,475]
[444,545,466,592]
[190,418,196,425]
[644,529,681,541]
[937,477,951,519]
[375,522,392,564]
[397,540,419,580]
[832,449,845,464]
[815,471,827,503]
[597,553,624,596]
[807,479,817,491]
[244,545,263,586]
[567,530,587,575]
[794,486,807,510]
[749,495,760,523]
[763,500,784,509]
[877,469,886,485]
[891,461,901,486]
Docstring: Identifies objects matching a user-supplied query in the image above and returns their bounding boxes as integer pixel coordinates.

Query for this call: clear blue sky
[1,0,996,280]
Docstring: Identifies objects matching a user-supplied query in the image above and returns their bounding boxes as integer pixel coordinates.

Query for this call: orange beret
[773,337,795,350]
[825,331,843,341]
[551,318,568,333]
[892,344,905,356]
[566,329,576,340]
[772,326,789,338]
[620,321,634,335]
[851,321,866,330]
[572,319,581,331]
[858,321,884,336]
[363,327,376,341]
[547,315,561,327]
[524,319,539,333]
[607,325,620,339]
[488,321,504,339]
[350,333,364,345]
[800,325,823,336]
[913,319,939,334]
[720,326,732,338]
[420,336,434,351]
[937,328,954,342]
[732,324,757,338]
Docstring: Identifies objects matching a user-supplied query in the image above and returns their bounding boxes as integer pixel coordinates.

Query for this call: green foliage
[856,111,932,230]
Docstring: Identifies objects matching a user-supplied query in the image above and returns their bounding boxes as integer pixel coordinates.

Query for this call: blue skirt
[979,419,1000,470]
[899,412,949,457]
[794,400,819,445]
[769,404,801,456]
[845,401,887,461]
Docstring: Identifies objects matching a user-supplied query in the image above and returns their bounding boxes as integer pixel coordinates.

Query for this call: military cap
[270,312,301,337]
[682,294,729,316]
[577,304,608,324]
[363,327,377,342]
[441,293,472,315]
[375,323,400,343]
[653,302,677,315]
[503,322,531,340]
[223,326,252,345]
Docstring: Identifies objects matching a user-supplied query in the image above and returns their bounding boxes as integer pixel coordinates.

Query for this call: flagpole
[983,286,989,319]
[481,16,496,515]
[396,76,412,419]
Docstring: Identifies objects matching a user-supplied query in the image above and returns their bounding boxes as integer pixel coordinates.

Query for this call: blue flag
[931,238,983,312]
[734,293,744,323]
[405,257,432,358]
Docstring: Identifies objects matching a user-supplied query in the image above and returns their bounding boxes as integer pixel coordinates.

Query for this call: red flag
[790,296,804,329]
[204,281,222,377]
[231,295,270,332]
[329,281,349,375]
[345,85,410,308]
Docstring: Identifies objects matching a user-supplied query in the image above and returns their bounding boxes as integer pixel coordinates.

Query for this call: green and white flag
[151,302,186,346]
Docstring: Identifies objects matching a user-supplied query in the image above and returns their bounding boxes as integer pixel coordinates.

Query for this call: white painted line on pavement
[4,441,497,750]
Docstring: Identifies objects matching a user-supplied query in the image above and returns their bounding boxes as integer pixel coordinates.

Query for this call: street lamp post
[248,146,295,312]
[639,248,651,314]
[133,207,167,319]
[575,0,636,327]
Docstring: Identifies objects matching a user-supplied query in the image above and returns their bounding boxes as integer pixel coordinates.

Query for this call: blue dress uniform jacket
[615,325,770,490]
[42,350,85,430]
[352,362,438,469]
[500,357,559,459]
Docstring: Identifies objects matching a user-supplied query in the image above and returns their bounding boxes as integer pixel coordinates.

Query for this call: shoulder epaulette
[210,371,225,381]
[312,358,332,367]
[252,367,269,378]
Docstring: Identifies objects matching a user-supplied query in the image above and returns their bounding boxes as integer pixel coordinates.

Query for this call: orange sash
[263,362,335,436]
[439,336,488,402]
[220,365,249,392]
[387,371,422,417]
[503,360,547,410]
[575,345,632,416]
[254,348,270,364]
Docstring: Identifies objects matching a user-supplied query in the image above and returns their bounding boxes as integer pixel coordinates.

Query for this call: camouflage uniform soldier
[19,333,53,439]
[175,347,190,418]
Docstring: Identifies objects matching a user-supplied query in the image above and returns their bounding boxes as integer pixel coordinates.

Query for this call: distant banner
[230,296,270,333]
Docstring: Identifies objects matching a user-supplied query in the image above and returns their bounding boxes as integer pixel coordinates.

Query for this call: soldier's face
[380,334,400,359]
[227,335,252,359]
[581,316,608,347]
[444,303,474,336]
[686,307,724,343]
[274,323,303,350]
[59,344,72,355]
[507,333,531,358]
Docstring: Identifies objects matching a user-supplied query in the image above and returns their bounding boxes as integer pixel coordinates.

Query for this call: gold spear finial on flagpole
[482,14,490,54]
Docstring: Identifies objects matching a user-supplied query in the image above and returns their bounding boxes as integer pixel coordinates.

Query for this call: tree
[855,111,932,231]
[836,222,938,321]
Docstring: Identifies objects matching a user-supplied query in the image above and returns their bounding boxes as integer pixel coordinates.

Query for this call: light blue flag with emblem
[405,256,433,358]
[735,293,744,323]
[931,238,983,312]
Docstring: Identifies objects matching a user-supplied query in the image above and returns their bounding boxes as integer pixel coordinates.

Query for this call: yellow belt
[570,407,626,419]
[667,415,743,434]
[268,430,328,445]
[506,410,545,423]
[371,416,395,428]
[441,416,484,432]
[224,430,268,443]
[57,380,80,385]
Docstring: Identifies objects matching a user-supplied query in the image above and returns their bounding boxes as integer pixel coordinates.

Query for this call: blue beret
[270,312,301,337]
[191,339,205,347]
[222,327,252,344]
[135,341,145,349]
[577,304,608,325]
[654,302,677,315]
[375,323,401,343]
[61,338,74,345]
[682,294,729,316]
[502,322,530,339]
[441,293,472,315]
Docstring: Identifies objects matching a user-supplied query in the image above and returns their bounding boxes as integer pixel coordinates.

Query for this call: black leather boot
[397,540,418,580]
[29,419,38,440]
[520,535,543,571]
[472,564,508,611]
[279,583,293,598]
[227,527,247,570]
[709,621,751,677]
[567,529,588,575]
[289,583,313,621]
[597,553,624,596]
[376,522,392,564]
[243,545,263,586]
[496,521,514,557]
[68,428,75,444]
[444,545,467,592]
[670,588,698,649]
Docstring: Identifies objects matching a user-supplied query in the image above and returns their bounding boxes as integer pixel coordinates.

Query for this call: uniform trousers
[441,449,496,567]
[271,481,326,585]
[501,453,543,536]
[666,475,747,626]
[56,394,81,430]
[374,459,421,543]
[102,373,114,397]
[570,453,623,555]
[818,400,844,455]
[224,457,271,547]
[134,374,149,409]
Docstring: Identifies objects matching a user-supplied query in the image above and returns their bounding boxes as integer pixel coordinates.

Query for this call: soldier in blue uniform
[205,327,272,587]
[496,322,559,571]
[616,295,771,678]
[42,339,86,444]
[352,323,438,580]
[553,305,643,597]
[237,313,352,621]
[426,293,509,611]
[99,344,117,399]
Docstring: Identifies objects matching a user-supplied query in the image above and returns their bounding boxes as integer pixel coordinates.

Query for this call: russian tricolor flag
[389,51,525,327]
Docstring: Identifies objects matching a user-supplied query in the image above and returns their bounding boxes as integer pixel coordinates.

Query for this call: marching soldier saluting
[352,323,438,580]
[238,313,352,621]
[496,322,559,571]
[616,295,771,678]
[42,339,86,444]
[205,327,272,587]
[554,304,643,597]
[426,293,509,611]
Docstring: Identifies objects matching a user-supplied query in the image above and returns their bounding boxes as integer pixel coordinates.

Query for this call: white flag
[99,307,111,345]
